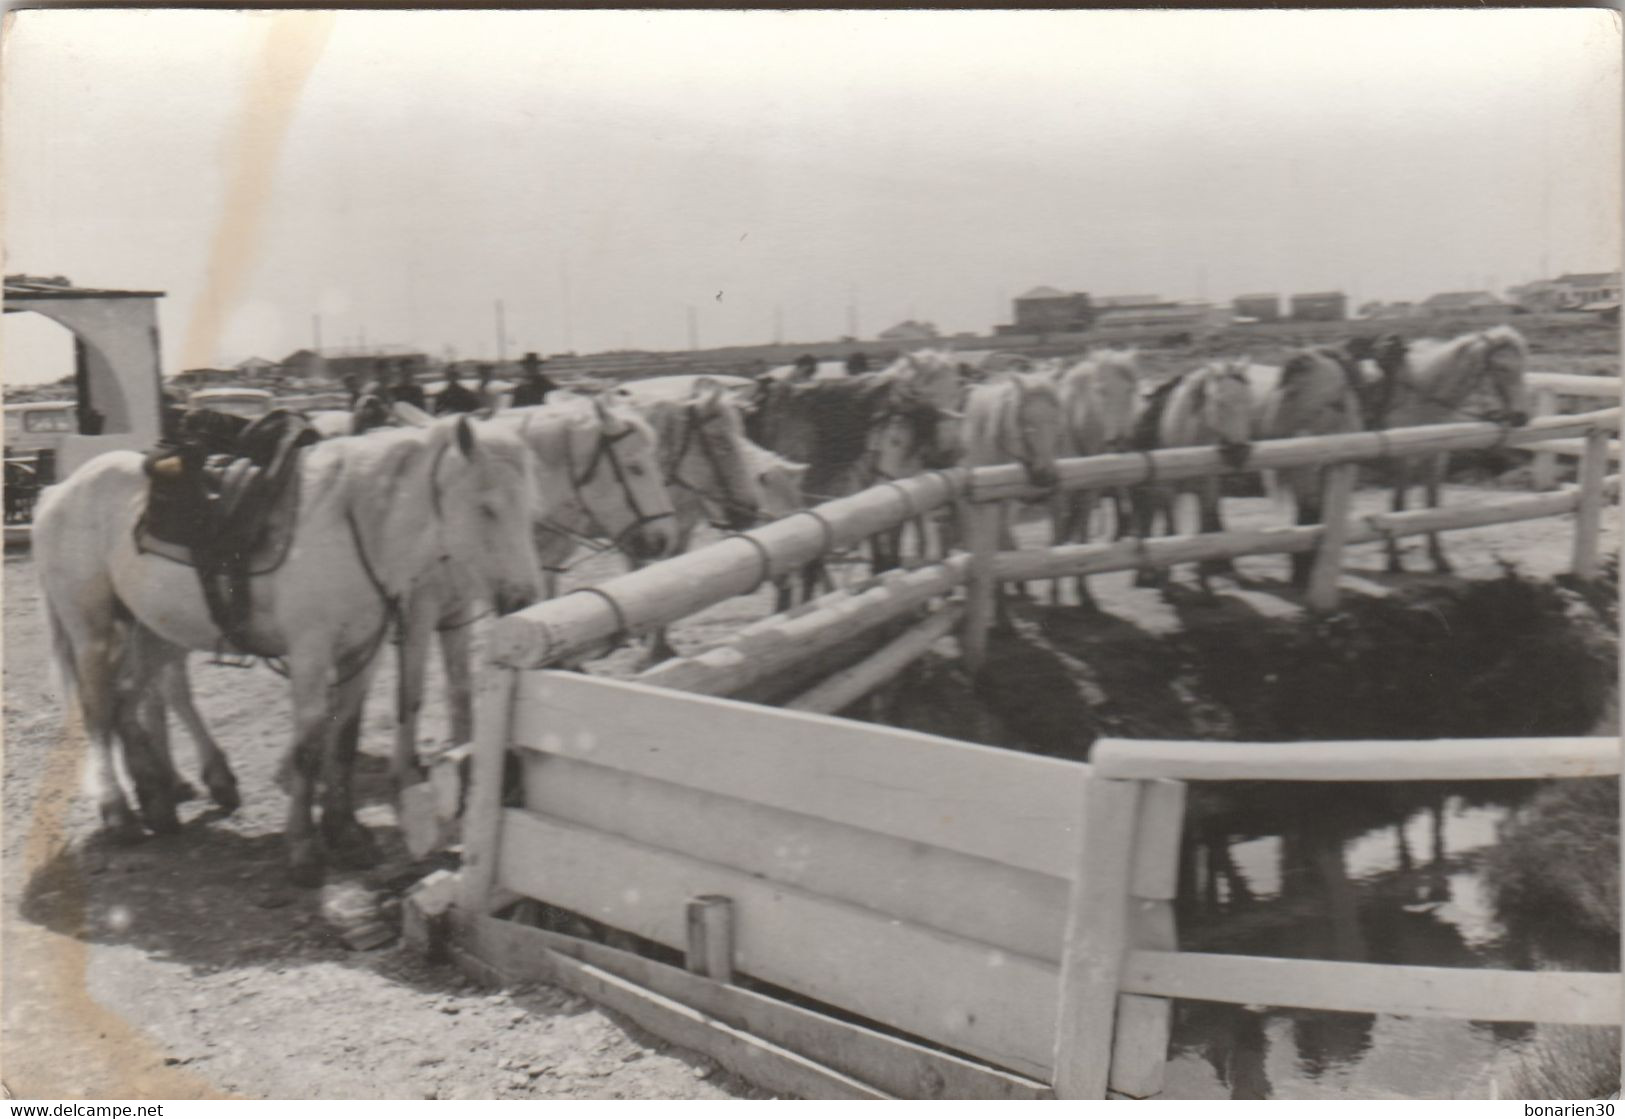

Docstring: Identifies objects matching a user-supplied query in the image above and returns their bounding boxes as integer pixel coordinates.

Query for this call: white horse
[959,370,1066,608]
[1048,350,1142,604]
[1130,360,1256,590]
[36,416,543,885]
[1374,326,1530,573]
[389,394,677,784]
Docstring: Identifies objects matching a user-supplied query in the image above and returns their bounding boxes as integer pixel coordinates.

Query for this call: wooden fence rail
[491,405,1619,672]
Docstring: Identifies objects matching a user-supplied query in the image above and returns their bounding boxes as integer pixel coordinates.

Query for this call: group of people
[342,351,562,415]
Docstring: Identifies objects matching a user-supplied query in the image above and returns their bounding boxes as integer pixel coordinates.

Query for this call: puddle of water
[1161,788,1618,1099]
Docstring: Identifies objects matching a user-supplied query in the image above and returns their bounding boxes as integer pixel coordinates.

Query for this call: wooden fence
[427,382,1623,1098]
[488,397,1619,678]
[1526,372,1622,489]
[439,666,1620,1097]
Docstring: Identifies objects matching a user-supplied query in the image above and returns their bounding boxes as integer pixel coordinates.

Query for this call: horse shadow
[11,795,570,1015]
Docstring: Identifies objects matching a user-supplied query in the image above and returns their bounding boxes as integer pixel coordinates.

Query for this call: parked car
[188,387,275,420]
[3,400,76,488]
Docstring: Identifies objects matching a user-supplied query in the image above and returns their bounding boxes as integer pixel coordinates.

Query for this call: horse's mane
[1132,373,1186,451]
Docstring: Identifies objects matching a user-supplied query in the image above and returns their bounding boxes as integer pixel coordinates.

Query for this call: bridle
[667,400,762,529]
[555,407,676,555]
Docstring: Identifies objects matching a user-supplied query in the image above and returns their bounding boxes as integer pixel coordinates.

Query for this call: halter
[666,401,763,529]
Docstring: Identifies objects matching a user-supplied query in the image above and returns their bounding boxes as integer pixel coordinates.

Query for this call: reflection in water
[1164,785,1616,1099]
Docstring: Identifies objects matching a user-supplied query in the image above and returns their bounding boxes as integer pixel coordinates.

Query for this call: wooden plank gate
[435,663,1622,1099]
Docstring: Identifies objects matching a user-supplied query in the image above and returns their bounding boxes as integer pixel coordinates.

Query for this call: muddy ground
[3,482,1619,1100]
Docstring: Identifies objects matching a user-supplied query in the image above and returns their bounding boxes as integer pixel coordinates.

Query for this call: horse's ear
[592,394,624,432]
[394,401,432,427]
[455,415,479,460]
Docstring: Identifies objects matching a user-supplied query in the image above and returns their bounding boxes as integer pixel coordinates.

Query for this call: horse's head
[881,352,966,472]
[564,396,677,562]
[1006,371,1066,487]
[745,442,808,520]
[1193,361,1256,464]
[1088,349,1142,451]
[671,378,764,531]
[1475,325,1531,426]
[431,416,543,616]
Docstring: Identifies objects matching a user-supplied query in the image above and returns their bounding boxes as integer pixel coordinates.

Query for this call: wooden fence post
[1109,779,1187,1099]
[457,667,520,922]
[1531,387,1560,491]
[1571,425,1611,579]
[685,895,736,984]
[1053,773,1140,1099]
[961,500,1002,674]
[1307,463,1358,611]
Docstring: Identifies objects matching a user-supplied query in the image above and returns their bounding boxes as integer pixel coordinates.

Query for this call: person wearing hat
[433,364,482,415]
[391,359,427,411]
[511,352,560,407]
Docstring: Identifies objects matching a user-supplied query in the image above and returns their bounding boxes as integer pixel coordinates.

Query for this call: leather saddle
[137,409,319,653]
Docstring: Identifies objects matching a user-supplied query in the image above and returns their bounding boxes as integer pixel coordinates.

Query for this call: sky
[2,9,1620,384]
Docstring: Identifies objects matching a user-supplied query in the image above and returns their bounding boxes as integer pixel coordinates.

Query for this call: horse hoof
[326,822,383,869]
[207,776,241,814]
[140,800,182,836]
[100,809,146,847]
[287,860,325,889]
[172,780,201,804]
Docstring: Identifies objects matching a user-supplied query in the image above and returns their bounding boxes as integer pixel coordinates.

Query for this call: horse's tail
[43,587,82,713]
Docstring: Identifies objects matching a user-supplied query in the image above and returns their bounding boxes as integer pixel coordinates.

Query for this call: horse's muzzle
[1218,441,1254,470]
[1026,463,1059,489]
[495,587,538,617]
[625,525,674,562]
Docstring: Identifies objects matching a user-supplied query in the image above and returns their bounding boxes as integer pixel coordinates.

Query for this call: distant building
[1510,271,1621,313]
[1010,286,1094,333]
[1289,292,1348,322]
[876,320,940,342]
[234,356,278,375]
[1092,301,1230,333]
[1552,271,1622,307]
[1358,300,1415,320]
[1419,291,1513,319]
[1093,294,1161,309]
[280,346,430,383]
[1231,293,1281,323]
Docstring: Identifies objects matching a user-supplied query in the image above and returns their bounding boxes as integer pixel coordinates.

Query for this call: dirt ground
[2,481,1619,1100]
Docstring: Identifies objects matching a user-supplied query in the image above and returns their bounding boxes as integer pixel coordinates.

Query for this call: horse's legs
[1387,458,1410,573]
[439,621,475,745]
[108,626,180,836]
[1291,468,1323,588]
[1197,475,1234,582]
[283,658,334,886]
[160,658,240,811]
[1131,484,1161,588]
[1424,452,1453,574]
[993,502,1017,629]
[320,663,383,869]
[392,586,437,790]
